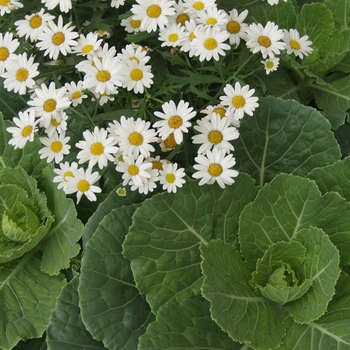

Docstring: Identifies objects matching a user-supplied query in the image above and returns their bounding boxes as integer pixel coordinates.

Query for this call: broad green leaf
[285,227,340,324]
[321,112,347,129]
[14,337,47,350]
[47,276,105,350]
[79,205,154,350]
[308,156,350,201]
[40,167,84,276]
[138,298,241,349]
[0,114,46,178]
[232,97,341,186]
[333,51,350,73]
[281,275,350,349]
[324,0,350,29]
[123,175,258,313]
[0,252,66,350]
[312,75,350,113]
[239,173,350,267]
[200,239,287,350]
[0,85,27,120]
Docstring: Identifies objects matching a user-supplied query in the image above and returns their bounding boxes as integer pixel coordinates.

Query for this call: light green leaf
[308,156,350,201]
[40,166,83,276]
[239,173,350,267]
[0,252,66,350]
[47,276,106,350]
[123,175,258,313]
[200,239,287,350]
[324,0,350,29]
[285,227,340,324]
[79,205,154,350]
[232,97,341,186]
[138,298,242,349]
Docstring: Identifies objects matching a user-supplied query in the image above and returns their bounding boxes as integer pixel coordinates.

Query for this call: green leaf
[39,167,83,276]
[324,0,350,29]
[47,276,106,350]
[321,111,347,129]
[200,239,287,350]
[123,175,258,313]
[285,227,340,324]
[138,298,241,349]
[79,205,154,350]
[239,173,350,267]
[0,85,27,120]
[0,252,66,350]
[232,97,341,186]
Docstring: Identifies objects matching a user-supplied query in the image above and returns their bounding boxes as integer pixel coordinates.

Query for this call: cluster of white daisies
[2,0,313,203]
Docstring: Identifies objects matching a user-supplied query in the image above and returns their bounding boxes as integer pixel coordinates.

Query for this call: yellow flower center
[208,163,223,177]
[232,96,245,109]
[52,32,65,46]
[16,68,29,82]
[130,68,143,81]
[117,187,126,196]
[0,47,9,61]
[208,130,223,144]
[0,0,10,5]
[130,19,141,28]
[176,13,190,26]
[77,179,90,192]
[189,32,196,41]
[51,141,63,153]
[43,99,57,112]
[29,15,42,29]
[164,133,178,148]
[166,173,176,183]
[96,70,111,82]
[213,107,226,118]
[90,142,104,155]
[193,1,204,10]
[128,131,143,146]
[289,39,301,50]
[266,60,274,69]
[204,38,218,50]
[147,4,162,18]
[152,160,163,170]
[258,35,271,48]
[206,17,217,25]
[64,171,74,180]
[168,115,183,129]
[129,56,140,63]
[82,44,94,53]
[51,118,60,126]
[227,21,240,34]
[168,33,179,42]
[128,164,139,175]
[72,91,82,99]
[21,125,33,137]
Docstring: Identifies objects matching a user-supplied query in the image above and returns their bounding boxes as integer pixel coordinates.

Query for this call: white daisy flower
[14,8,55,43]
[65,167,101,204]
[191,26,230,61]
[180,19,199,57]
[283,28,313,59]
[182,0,216,16]
[219,82,259,120]
[36,15,79,60]
[168,0,190,26]
[159,162,186,193]
[245,21,286,59]
[76,126,119,170]
[0,32,19,74]
[91,88,117,106]
[80,56,124,95]
[154,99,197,144]
[146,155,170,172]
[266,0,287,5]
[111,0,125,8]
[120,60,154,94]
[192,148,239,188]
[44,111,68,136]
[261,56,279,74]
[200,104,227,120]
[115,116,157,158]
[39,131,71,164]
[6,110,38,149]
[1,53,40,95]
[197,7,228,31]
[72,32,103,56]
[121,15,142,33]
[117,43,151,65]
[159,132,180,152]
[192,114,239,154]
[94,29,111,39]
[131,168,159,194]
[64,80,88,106]
[131,0,176,33]
[159,22,186,47]
[0,0,23,16]
[41,0,72,13]
[53,161,78,190]
[27,81,71,129]
[90,42,117,60]
[116,154,152,187]
[225,9,248,47]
